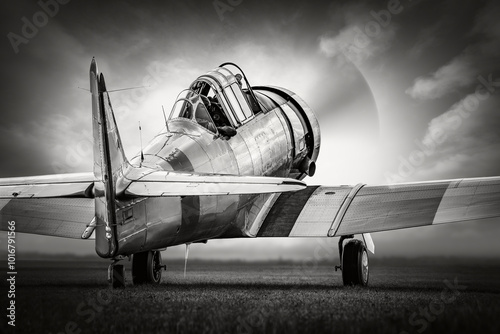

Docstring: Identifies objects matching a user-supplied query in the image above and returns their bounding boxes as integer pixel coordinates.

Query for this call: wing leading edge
[0,172,94,199]
[123,169,306,196]
[256,176,500,237]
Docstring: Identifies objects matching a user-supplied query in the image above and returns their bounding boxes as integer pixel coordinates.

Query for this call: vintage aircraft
[1,58,499,288]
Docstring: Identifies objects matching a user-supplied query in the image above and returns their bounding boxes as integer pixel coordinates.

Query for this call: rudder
[90,58,129,258]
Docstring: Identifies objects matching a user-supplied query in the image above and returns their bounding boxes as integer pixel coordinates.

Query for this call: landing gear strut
[335,235,369,286]
[108,260,126,289]
[132,250,166,285]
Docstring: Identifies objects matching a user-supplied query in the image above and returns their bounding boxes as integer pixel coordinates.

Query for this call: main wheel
[342,240,369,286]
[132,250,163,284]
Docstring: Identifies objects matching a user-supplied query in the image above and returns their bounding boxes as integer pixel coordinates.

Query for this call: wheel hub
[361,250,369,283]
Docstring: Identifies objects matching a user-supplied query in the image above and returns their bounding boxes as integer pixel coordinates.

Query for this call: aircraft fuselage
[98,66,321,257]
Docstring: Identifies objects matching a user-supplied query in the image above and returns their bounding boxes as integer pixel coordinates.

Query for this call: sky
[0,0,500,260]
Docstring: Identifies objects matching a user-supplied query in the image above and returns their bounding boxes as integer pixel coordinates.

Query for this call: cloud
[413,93,500,180]
[0,109,93,176]
[471,0,500,57]
[472,0,500,41]
[319,25,395,62]
[407,1,500,100]
[405,56,476,100]
[318,3,398,66]
[403,1,500,180]
[408,22,443,59]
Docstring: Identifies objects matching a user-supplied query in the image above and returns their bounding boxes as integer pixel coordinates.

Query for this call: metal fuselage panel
[113,86,319,255]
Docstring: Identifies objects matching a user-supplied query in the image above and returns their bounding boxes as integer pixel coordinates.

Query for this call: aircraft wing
[256,176,500,237]
[0,173,95,239]
[123,170,306,196]
[0,169,306,239]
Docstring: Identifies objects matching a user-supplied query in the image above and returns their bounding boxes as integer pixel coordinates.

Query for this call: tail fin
[90,58,129,258]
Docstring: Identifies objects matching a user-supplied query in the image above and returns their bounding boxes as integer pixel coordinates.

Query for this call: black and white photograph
[1,0,500,333]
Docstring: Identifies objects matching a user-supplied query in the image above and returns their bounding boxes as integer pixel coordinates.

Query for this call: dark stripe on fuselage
[165,147,201,240]
[257,186,320,237]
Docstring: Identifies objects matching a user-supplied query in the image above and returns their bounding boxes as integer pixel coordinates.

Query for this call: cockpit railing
[219,62,262,113]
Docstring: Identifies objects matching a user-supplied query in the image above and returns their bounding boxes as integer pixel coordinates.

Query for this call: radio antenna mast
[162,105,170,134]
[139,122,144,166]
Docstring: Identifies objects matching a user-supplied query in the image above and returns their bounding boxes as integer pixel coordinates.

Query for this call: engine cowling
[253,86,321,178]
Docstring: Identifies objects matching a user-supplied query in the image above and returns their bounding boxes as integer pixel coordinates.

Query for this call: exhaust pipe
[299,157,316,176]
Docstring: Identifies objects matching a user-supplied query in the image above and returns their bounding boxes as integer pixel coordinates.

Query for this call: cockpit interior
[168,63,263,139]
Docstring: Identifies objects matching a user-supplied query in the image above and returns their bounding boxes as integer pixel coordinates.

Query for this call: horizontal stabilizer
[124,170,306,196]
[0,172,95,238]
[0,197,95,239]
[0,172,94,199]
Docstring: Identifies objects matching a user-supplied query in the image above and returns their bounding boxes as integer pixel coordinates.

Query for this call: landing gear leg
[132,250,166,285]
[108,260,125,288]
[335,235,353,272]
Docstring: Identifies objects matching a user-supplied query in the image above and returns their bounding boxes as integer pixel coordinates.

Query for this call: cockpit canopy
[169,90,218,133]
[168,63,261,136]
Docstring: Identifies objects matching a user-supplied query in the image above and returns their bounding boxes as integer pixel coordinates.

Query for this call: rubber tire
[342,240,369,286]
[112,264,125,289]
[132,251,162,285]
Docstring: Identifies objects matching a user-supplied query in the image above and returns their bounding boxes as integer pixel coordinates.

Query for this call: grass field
[2,258,500,334]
